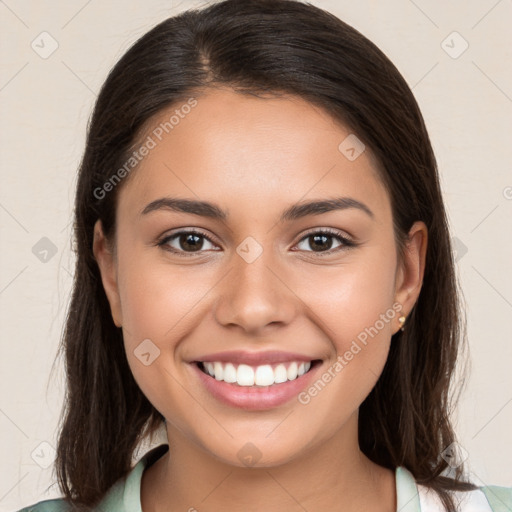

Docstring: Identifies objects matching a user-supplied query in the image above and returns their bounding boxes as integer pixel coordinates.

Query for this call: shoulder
[417,482,512,511]
[16,444,170,512]
[15,498,72,512]
[480,484,512,511]
[398,466,512,511]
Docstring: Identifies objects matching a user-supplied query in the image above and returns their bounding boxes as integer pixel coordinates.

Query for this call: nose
[213,241,297,335]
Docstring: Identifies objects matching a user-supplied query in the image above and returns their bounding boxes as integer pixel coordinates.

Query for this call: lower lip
[191,362,320,410]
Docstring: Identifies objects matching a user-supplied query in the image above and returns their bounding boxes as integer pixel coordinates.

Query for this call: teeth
[223,363,237,383]
[204,362,214,377]
[274,364,288,383]
[255,365,274,386]
[213,362,224,381]
[200,360,312,386]
[287,362,298,380]
[237,364,254,386]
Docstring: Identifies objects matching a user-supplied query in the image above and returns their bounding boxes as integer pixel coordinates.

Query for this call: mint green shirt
[17,444,512,511]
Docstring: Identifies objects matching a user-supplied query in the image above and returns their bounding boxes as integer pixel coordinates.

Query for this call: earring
[398,315,406,331]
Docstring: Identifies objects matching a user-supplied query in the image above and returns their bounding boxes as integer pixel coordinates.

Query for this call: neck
[141,415,396,512]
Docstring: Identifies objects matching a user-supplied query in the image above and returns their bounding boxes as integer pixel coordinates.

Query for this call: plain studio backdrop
[0,0,511,509]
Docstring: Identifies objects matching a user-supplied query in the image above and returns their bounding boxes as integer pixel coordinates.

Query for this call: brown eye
[307,234,335,252]
[158,230,219,255]
[177,233,205,252]
[295,229,355,254]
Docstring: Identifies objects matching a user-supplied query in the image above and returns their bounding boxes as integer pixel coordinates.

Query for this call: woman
[18,0,512,510]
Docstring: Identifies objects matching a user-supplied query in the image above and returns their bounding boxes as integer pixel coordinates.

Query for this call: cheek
[116,247,210,345]
[114,249,201,418]
[296,250,398,406]
[301,250,398,342]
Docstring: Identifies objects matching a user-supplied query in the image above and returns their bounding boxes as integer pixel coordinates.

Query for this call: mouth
[189,350,323,410]
[195,359,321,387]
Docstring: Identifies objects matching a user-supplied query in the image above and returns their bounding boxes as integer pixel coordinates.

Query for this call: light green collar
[395,466,422,511]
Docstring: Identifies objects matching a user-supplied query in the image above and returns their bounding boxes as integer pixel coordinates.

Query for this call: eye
[157,230,219,256]
[156,227,356,257]
[294,228,356,254]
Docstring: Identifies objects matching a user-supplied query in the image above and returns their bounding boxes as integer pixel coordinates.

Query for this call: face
[94,88,426,468]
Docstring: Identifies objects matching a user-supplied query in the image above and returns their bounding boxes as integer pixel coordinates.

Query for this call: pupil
[311,234,332,251]
[181,233,203,251]
[178,234,333,252]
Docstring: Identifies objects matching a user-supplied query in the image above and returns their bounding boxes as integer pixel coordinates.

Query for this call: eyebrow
[141,196,375,222]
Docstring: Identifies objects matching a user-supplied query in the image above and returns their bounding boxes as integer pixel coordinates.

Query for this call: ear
[92,219,123,327]
[393,221,428,334]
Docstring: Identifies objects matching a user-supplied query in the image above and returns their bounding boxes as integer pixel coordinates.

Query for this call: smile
[191,357,322,410]
[198,360,313,387]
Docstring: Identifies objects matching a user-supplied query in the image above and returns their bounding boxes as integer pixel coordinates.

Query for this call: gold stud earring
[398,315,406,331]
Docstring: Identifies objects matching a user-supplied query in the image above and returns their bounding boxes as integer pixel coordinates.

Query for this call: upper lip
[192,350,319,366]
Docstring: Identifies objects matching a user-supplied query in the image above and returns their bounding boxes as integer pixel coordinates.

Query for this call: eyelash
[156,228,357,257]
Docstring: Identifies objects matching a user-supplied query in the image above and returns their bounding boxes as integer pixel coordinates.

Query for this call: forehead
[118,88,390,222]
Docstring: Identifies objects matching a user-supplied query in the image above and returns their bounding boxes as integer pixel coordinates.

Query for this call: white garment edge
[417,482,493,511]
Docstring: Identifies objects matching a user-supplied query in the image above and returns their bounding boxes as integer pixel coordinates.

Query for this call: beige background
[1,0,511,509]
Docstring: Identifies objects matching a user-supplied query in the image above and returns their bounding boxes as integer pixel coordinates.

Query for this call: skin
[93,87,427,512]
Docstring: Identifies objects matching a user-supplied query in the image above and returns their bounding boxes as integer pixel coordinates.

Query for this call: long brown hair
[54,0,476,509]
